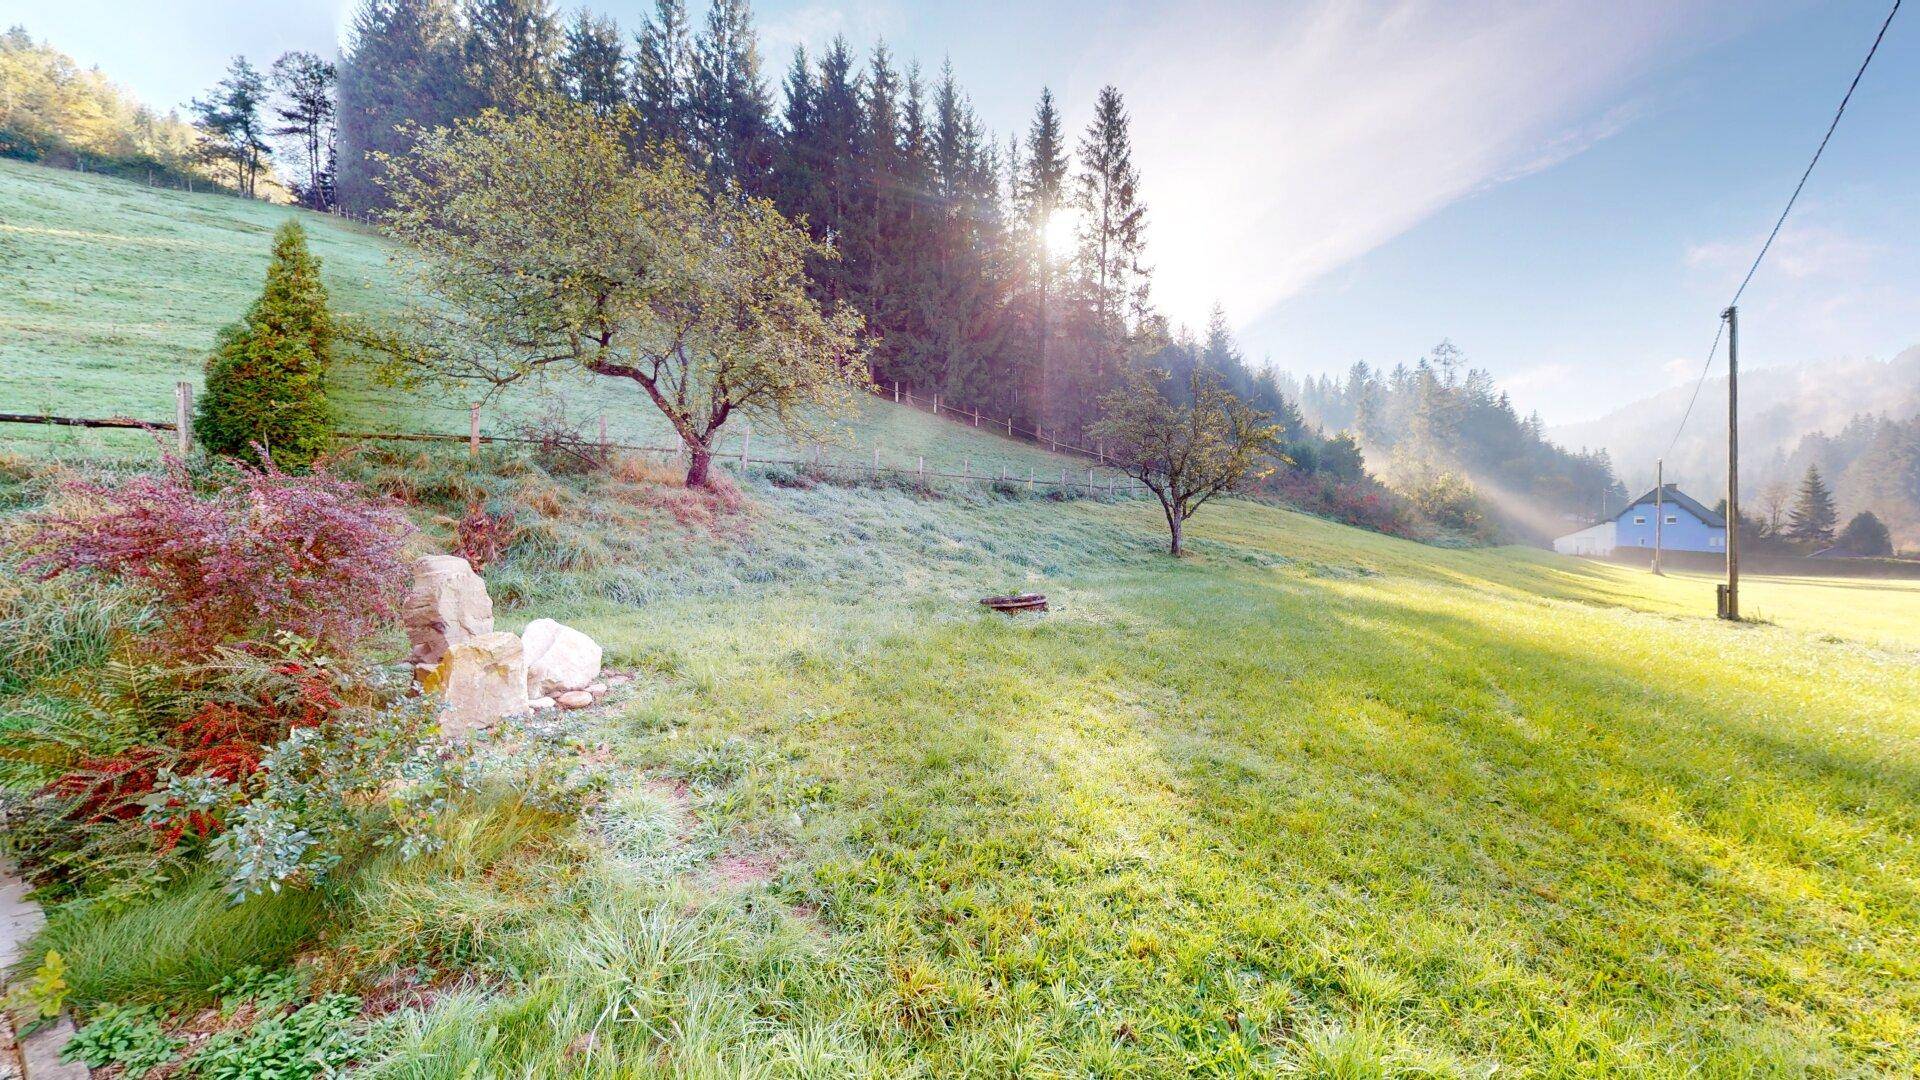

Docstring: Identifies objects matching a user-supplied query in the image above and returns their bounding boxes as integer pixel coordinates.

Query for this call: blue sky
[7,0,1914,424]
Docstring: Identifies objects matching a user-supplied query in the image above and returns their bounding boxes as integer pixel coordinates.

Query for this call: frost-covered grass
[332,453,1919,1076]
[7,444,1919,1073]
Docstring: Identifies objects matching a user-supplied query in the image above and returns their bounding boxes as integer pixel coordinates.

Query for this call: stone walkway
[0,866,85,1079]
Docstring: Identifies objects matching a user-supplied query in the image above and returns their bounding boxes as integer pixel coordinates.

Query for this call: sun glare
[1043,209,1077,255]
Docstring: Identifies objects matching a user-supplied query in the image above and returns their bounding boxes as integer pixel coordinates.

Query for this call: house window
[1633,515,1646,525]
[1665,515,1678,525]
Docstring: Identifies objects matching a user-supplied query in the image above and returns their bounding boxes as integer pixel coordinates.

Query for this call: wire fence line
[870,379,1113,463]
[0,407,1152,499]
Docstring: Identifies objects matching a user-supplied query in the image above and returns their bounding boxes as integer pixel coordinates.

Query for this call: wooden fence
[0,385,1148,499]
[871,380,1112,463]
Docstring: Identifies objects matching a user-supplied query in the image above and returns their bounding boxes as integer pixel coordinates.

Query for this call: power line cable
[1663,0,1901,460]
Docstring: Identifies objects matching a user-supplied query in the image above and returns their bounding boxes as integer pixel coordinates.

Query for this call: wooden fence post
[917,455,924,484]
[873,444,880,478]
[739,423,751,470]
[468,403,480,457]
[1007,415,1013,435]
[933,395,940,415]
[174,382,193,457]
[972,407,979,427]
[1061,467,1068,492]
[893,382,900,403]
[962,456,970,479]
[1027,466,1034,492]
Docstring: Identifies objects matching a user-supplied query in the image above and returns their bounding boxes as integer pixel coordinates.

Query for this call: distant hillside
[0,157,1090,481]
[1550,346,1920,494]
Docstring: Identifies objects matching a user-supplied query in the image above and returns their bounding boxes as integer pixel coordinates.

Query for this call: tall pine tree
[335,0,463,212]
[461,0,560,111]
[689,0,772,191]
[631,0,694,152]
[1789,465,1839,546]
[1020,88,1069,430]
[558,10,626,116]
[1072,85,1149,376]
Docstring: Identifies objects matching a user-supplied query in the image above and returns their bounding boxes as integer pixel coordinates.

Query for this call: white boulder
[419,631,527,737]
[404,555,494,665]
[522,618,603,696]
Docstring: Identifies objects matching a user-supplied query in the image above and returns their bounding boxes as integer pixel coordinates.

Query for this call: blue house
[1554,484,1726,556]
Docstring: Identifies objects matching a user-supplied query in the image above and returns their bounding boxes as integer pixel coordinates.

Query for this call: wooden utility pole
[1652,458,1664,575]
[1723,305,1741,620]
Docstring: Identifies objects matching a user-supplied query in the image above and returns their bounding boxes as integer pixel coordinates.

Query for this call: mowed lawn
[321,479,1917,1077]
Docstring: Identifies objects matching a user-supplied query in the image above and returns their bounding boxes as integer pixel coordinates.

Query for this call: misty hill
[1550,347,1920,495]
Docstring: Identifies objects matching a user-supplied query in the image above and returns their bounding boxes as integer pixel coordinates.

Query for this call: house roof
[1622,484,1725,528]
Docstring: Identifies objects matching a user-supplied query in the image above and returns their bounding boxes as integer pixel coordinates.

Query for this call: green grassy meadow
[6,161,1920,1075]
[377,473,1920,1074]
[0,157,1092,484]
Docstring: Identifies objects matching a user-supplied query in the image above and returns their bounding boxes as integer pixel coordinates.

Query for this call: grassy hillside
[9,444,1914,1076]
[0,157,1091,482]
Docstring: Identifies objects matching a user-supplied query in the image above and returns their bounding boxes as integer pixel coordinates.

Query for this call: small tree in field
[1092,367,1280,556]
[1836,510,1893,556]
[374,96,866,487]
[194,220,335,470]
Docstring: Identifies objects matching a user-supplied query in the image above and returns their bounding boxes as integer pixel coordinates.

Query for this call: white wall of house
[1553,522,1615,556]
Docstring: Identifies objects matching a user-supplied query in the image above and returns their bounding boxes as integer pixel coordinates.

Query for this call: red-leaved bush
[21,457,412,658]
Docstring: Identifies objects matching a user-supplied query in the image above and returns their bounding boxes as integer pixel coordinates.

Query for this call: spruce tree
[194,220,335,469]
[558,10,626,116]
[689,0,772,191]
[1021,89,1069,428]
[1788,465,1839,546]
[461,0,560,111]
[1073,85,1149,353]
[631,0,694,153]
[336,0,463,213]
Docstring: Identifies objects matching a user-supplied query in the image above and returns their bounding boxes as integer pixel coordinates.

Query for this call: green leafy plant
[1,950,69,1023]
[62,1003,184,1078]
[181,993,372,1079]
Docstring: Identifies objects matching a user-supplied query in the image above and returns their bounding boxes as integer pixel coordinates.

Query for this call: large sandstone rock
[405,555,494,665]
[522,617,603,696]
[419,631,526,737]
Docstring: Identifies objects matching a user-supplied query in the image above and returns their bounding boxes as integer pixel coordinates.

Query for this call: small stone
[556,690,595,709]
[607,674,632,686]
[585,682,608,695]
[523,618,603,696]
[529,696,557,711]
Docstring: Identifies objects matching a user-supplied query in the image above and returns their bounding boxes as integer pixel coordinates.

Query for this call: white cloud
[1094,1,1749,333]
[760,1,901,61]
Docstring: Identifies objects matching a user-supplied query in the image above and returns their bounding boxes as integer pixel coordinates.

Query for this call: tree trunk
[1166,504,1184,556]
[685,447,713,488]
